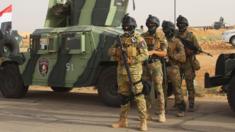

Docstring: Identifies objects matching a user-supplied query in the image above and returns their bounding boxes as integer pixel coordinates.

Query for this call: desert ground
[0,28,234,132]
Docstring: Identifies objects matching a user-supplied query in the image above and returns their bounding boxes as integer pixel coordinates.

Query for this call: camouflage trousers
[117,74,147,120]
[167,65,185,106]
[182,66,196,105]
[143,61,165,114]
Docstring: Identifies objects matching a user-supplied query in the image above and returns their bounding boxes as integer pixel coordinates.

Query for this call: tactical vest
[120,36,138,58]
[113,35,140,63]
[142,32,163,62]
[142,33,161,51]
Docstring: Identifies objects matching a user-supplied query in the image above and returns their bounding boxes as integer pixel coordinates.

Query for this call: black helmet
[176,15,188,33]
[122,14,137,36]
[146,15,160,28]
[162,21,175,39]
[146,15,160,35]
[122,14,137,29]
[176,15,188,26]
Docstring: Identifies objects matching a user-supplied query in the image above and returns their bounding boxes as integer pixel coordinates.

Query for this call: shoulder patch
[131,37,137,43]
[138,40,146,48]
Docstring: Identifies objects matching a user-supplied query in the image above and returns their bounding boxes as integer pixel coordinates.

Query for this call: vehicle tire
[51,87,73,93]
[97,66,121,107]
[0,62,28,98]
[227,75,235,112]
[230,36,235,46]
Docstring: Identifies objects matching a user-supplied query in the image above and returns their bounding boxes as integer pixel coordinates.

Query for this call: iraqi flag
[0,5,12,33]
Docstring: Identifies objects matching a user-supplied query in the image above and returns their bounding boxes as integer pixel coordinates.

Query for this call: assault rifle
[116,36,136,95]
[179,37,213,57]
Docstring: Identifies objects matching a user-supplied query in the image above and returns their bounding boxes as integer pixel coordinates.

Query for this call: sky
[0,0,235,32]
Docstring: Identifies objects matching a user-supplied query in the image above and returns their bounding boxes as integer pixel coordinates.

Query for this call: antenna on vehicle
[132,0,136,10]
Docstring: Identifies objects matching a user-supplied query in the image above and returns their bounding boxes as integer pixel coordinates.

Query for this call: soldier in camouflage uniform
[109,14,149,131]
[162,21,186,117]
[141,15,167,122]
[176,15,202,112]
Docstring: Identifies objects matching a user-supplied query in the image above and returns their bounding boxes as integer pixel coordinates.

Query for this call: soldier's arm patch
[138,40,146,48]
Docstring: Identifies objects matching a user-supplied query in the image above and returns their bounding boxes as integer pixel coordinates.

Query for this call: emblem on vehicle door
[39,58,49,77]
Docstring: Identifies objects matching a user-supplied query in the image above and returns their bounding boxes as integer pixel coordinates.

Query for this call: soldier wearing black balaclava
[176,15,202,112]
[162,21,186,117]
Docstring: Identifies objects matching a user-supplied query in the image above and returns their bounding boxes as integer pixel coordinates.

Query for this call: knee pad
[142,80,151,96]
[120,95,130,105]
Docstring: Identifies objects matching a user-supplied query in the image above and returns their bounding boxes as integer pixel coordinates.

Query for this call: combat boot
[157,112,166,123]
[176,111,185,117]
[188,103,195,112]
[139,119,148,131]
[112,118,128,128]
[176,101,186,117]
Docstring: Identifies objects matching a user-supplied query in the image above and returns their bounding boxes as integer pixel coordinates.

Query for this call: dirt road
[0,88,235,132]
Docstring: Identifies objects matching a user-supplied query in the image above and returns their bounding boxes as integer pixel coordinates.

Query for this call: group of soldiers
[109,14,202,131]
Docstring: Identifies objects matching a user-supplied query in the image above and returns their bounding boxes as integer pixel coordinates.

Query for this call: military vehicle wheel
[97,66,121,107]
[230,36,235,46]
[0,62,28,98]
[51,87,73,92]
[227,75,235,112]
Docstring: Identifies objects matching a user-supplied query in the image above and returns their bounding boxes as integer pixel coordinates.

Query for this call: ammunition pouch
[126,46,137,57]
[144,36,156,46]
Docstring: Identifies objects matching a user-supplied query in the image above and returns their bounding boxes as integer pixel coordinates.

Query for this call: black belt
[148,58,160,64]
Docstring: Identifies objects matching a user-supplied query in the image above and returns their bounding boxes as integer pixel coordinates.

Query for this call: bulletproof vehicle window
[63,32,85,54]
[30,35,40,53]
[30,34,57,54]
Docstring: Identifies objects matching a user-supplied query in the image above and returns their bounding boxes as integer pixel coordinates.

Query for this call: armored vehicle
[205,53,235,112]
[0,0,173,107]
[0,0,131,107]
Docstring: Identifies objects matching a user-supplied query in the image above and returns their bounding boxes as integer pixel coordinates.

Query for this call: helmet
[176,15,188,33]
[122,14,137,36]
[122,14,137,29]
[146,15,160,35]
[146,15,160,28]
[162,21,175,39]
[176,15,188,26]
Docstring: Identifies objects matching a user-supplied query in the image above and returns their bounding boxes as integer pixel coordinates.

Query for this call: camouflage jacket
[167,37,186,66]
[110,32,148,75]
[176,30,202,70]
[141,30,168,53]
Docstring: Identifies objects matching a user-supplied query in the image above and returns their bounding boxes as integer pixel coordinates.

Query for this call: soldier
[141,15,167,122]
[162,21,186,117]
[109,14,149,131]
[176,15,202,112]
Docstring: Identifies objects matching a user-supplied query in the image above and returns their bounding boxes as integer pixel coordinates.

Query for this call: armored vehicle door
[25,33,59,86]
[52,31,91,87]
